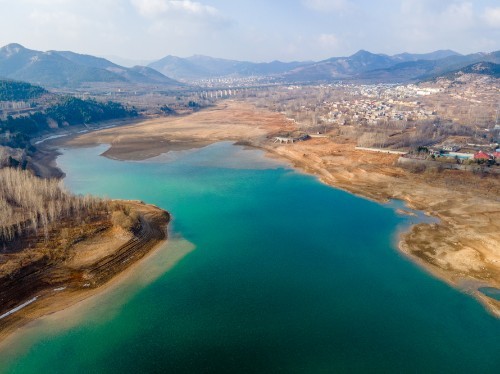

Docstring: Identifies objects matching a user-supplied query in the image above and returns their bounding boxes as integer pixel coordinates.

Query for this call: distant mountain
[149,55,213,81]
[392,50,461,62]
[103,56,154,69]
[0,44,182,88]
[282,50,470,82]
[440,62,500,79]
[280,50,396,82]
[148,54,309,81]
[354,60,439,83]
[148,49,471,83]
[356,51,500,82]
[323,50,396,71]
[4,44,495,86]
[55,50,179,85]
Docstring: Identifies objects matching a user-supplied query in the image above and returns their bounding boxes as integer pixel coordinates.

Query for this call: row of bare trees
[0,168,106,242]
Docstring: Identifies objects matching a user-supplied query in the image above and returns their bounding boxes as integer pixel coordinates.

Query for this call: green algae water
[1,142,500,373]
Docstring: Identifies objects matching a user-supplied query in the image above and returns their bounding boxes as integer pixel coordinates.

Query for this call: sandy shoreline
[65,101,500,316]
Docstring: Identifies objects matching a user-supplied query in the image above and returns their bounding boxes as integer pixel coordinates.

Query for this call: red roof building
[474,151,491,160]
[493,152,500,159]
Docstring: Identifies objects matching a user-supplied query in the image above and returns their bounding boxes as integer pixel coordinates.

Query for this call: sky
[0,0,499,63]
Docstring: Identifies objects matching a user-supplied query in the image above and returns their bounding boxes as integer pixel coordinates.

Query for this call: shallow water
[479,287,500,301]
[1,142,499,373]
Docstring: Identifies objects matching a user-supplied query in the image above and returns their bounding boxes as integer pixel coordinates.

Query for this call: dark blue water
[1,143,499,373]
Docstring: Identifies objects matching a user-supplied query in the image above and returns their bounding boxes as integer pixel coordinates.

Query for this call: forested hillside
[0,80,47,101]
[0,97,137,150]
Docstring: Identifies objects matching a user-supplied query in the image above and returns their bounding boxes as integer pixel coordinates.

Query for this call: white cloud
[303,0,351,12]
[24,5,126,50]
[483,7,500,28]
[441,2,475,28]
[19,0,78,4]
[130,0,219,18]
[318,34,340,49]
[401,1,475,27]
[28,10,86,39]
[397,1,479,46]
[0,0,498,62]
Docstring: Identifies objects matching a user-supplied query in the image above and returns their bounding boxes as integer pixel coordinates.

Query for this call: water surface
[1,142,499,373]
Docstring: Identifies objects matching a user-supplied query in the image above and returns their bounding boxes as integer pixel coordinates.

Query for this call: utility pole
[495,102,499,126]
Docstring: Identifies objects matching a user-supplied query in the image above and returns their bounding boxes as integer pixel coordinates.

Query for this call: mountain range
[1,43,499,88]
[148,55,310,81]
[351,51,500,83]
[0,44,182,88]
[148,49,500,83]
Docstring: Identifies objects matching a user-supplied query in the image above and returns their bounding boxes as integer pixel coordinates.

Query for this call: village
[238,76,499,171]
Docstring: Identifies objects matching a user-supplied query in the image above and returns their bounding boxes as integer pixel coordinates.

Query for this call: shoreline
[258,144,500,319]
[15,101,500,320]
[0,200,171,344]
[257,142,500,317]
[30,116,156,179]
[64,101,499,317]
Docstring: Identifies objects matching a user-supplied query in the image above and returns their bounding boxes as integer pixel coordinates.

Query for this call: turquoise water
[1,142,499,373]
[479,287,500,301]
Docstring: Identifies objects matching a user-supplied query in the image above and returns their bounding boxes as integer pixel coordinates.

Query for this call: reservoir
[1,142,499,373]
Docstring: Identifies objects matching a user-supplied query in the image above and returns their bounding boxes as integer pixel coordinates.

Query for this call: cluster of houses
[430,145,500,162]
[321,98,436,126]
[473,150,500,161]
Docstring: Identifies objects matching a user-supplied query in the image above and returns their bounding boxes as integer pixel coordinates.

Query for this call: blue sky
[1,0,499,62]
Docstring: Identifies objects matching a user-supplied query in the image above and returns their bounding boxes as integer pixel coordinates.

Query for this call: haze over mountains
[0,44,182,88]
[149,49,500,83]
[0,43,499,88]
[148,55,310,82]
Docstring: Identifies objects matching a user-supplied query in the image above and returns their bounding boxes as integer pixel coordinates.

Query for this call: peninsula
[0,169,170,342]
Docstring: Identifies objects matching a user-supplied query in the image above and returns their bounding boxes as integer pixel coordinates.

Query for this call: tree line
[0,168,107,243]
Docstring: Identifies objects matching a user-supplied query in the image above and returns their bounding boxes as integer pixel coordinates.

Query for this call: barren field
[68,100,500,316]
[69,101,289,160]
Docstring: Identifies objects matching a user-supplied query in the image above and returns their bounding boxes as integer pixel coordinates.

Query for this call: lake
[1,142,499,373]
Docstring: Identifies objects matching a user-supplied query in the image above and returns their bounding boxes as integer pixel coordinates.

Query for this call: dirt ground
[68,100,500,316]
[69,101,289,160]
